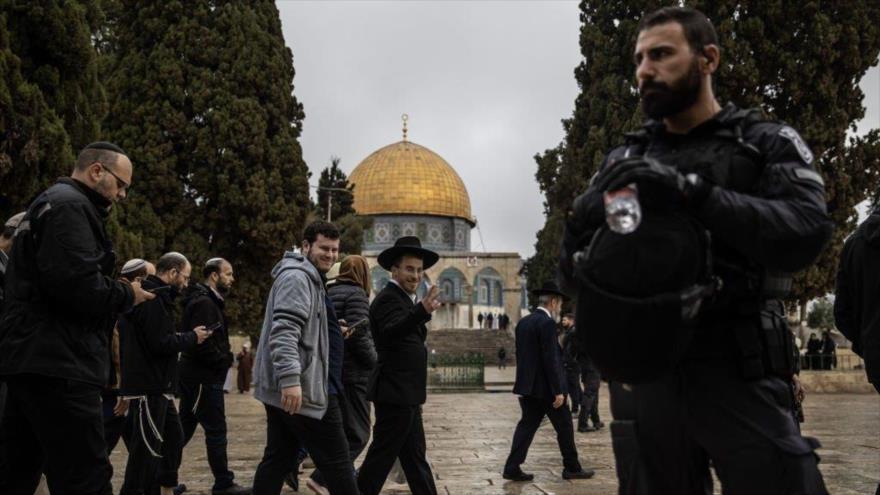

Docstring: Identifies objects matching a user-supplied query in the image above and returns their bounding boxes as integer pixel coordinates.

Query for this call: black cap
[84,141,127,156]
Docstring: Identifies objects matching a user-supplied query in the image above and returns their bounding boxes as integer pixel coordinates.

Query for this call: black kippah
[84,141,127,156]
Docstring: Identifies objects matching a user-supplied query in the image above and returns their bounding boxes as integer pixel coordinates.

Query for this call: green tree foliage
[806,296,835,332]
[0,0,106,219]
[527,1,880,309]
[102,1,312,338]
[315,156,355,221]
[314,156,372,255]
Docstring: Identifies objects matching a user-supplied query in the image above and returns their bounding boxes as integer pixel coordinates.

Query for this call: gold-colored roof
[349,140,473,224]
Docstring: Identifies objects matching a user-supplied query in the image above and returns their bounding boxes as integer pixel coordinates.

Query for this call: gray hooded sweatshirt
[253,251,329,419]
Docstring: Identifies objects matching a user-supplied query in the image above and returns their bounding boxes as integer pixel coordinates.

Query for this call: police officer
[560,7,831,494]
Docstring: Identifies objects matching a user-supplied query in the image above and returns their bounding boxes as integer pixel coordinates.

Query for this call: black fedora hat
[377,236,440,271]
[532,280,569,300]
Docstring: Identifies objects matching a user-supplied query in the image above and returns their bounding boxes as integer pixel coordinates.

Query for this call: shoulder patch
[793,168,825,187]
[778,126,814,164]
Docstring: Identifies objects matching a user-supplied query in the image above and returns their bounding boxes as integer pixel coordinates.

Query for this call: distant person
[806,333,823,370]
[237,343,254,393]
[820,331,837,370]
[835,206,880,394]
[487,312,495,330]
[560,314,582,415]
[177,258,250,494]
[478,312,484,329]
[0,142,154,493]
[497,347,507,370]
[502,282,594,482]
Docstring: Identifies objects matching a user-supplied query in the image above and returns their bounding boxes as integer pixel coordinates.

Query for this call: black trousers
[578,368,601,428]
[102,390,127,456]
[178,381,235,489]
[121,396,183,494]
[253,396,358,495]
[311,380,372,486]
[610,359,828,494]
[504,395,582,474]
[564,366,582,412]
[357,403,437,495]
[0,374,113,495]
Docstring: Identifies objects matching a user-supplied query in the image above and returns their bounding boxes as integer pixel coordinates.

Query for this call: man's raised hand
[421,284,442,313]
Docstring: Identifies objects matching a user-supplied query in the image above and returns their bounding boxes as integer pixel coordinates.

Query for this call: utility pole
[310,185,353,222]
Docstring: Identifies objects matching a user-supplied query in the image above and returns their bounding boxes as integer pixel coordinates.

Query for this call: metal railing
[799,353,864,371]
[427,353,485,391]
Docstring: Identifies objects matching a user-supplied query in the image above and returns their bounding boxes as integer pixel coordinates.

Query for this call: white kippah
[121,258,147,275]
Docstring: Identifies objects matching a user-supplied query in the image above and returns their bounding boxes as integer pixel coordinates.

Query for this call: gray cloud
[277,1,879,257]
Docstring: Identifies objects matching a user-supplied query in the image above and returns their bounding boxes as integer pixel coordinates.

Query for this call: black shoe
[562,468,595,480]
[502,469,534,482]
[212,483,252,495]
[172,485,187,495]
[577,425,596,433]
[593,421,605,430]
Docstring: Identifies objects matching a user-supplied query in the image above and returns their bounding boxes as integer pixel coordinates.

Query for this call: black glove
[593,156,712,205]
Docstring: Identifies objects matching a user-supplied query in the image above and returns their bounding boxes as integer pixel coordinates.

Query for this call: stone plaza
[108,371,880,494]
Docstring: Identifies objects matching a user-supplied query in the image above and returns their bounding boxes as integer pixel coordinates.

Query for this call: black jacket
[561,104,832,357]
[328,280,377,384]
[835,211,880,385]
[513,309,566,401]
[118,275,197,395]
[561,327,579,369]
[0,178,134,386]
[0,250,8,315]
[179,283,233,385]
[367,281,431,406]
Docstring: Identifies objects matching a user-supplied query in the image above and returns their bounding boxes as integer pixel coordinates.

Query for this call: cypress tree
[527,1,880,311]
[0,0,105,219]
[103,1,312,339]
[314,157,372,255]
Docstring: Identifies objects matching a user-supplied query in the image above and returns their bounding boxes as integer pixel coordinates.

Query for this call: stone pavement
[110,384,880,494]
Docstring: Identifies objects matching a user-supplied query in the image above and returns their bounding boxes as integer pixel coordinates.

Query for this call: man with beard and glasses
[0,142,155,494]
[559,7,830,494]
[252,221,358,494]
[118,252,211,495]
[176,258,250,495]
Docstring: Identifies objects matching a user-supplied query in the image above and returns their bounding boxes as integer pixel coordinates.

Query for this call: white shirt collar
[390,279,417,303]
[536,306,553,319]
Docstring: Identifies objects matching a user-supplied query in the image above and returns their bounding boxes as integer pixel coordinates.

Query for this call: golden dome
[349,140,474,224]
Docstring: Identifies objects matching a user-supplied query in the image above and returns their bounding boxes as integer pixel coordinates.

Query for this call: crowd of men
[1,5,880,495]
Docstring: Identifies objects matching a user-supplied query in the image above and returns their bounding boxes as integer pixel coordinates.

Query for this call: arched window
[417,274,432,300]
[437,267,466,303]
[474,267,504,307]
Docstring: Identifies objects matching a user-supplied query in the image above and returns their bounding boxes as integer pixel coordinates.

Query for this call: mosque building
[347,115,527,329]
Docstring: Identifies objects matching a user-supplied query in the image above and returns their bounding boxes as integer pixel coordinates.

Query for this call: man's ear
[701,44,720,74]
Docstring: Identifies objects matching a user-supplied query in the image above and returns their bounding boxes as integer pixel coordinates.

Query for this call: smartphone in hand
[147,286,171,294]
[205,321,223,334]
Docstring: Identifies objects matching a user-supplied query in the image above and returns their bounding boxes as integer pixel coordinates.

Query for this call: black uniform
[575,336,602,431]
[560,327,582,413]
[561,104,831,494]
[0,178,134,495]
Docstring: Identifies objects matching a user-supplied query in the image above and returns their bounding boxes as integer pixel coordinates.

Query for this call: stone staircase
[426,328,515,360]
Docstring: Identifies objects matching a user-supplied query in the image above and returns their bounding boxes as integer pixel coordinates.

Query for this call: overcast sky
[277,1,879,257]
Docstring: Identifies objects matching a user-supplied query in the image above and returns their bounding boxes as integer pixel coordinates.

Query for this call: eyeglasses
[98,163,130,192]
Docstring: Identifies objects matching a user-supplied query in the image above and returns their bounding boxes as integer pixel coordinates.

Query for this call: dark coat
[328,280,377,385]
[118,275,197,395]
[367,281,431,405]
[0,178,133,386]
[0,250,8,315]
[561,327,579,369]
[178,282,234,385]
[835,211,880,385]
[513,309,566,400]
